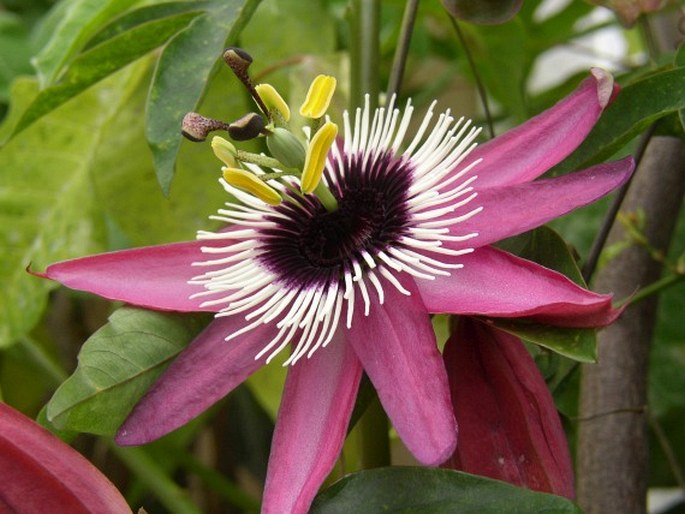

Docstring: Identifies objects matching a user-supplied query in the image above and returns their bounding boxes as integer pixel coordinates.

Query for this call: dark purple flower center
[258,151,413,288]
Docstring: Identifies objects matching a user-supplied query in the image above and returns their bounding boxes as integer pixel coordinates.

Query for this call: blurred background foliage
[0,0,684,512]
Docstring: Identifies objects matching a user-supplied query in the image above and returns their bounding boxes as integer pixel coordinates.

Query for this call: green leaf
[491,319,597,362]
[46,307,210,435]
[32,0,139,87]
[85,1,208,48]
[521,1,594,46]
[0,12,37,104]
[146,0,261,195]
[519,226,585,284]
[12,10,203,138]
[241,0,337,72]
[90,56,242,246]
[554,66,685,174]
[0,62,149,348]
[466,21,528,121]
[675,43,685,68]
[311,467,583,513]
[36,406,79,443]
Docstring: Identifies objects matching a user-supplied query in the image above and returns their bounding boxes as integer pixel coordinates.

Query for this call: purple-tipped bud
[223,47,253,77]
[222,47,270,117]
[228,112,266,141]
[181,112,230,142]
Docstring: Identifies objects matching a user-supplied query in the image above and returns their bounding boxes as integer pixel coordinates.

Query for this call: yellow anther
[299,75,337,119]
[222,167,282,205]
[301,121,338,194]
[255,83,291,122]
[211,137,238,167]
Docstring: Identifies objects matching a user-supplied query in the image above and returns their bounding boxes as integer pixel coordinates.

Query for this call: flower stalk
[348,0,380,110]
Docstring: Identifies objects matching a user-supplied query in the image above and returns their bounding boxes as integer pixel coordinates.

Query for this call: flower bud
[181,112,229,142]
[266,127,306,169]
[228,112,265,141]
[223,47,253,76]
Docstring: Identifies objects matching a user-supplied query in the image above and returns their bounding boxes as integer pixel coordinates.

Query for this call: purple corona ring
[40,68,634,513]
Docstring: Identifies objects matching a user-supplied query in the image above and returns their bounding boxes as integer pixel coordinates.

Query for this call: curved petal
[346,274,457,465]
[417,246,619,327]
[465,68,616,189]
[443,318,574,498]
[451,157,634,249]
[0,403,131,513]
[262,330,363,514]
[116,316,274,445]
[41,240,219,312]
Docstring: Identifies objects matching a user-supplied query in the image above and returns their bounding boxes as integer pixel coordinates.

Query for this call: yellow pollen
[211,137,238,167]
[299,75,337,119]
[301,121,338,194]
[255,83,291,122]
[222,167,282,205]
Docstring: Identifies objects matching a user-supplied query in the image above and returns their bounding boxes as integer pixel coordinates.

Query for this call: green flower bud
[266,127,306,170]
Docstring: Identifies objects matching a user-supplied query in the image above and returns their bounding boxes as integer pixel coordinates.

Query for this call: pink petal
[40,240,220,312]
[417,246,618,327]
[0,403,131,513]
[262,330,363,514]
[116,316,273,445]
[466,68,616,189]
[451,157,634,249]
[346,275,457,465]
[443,318,574,498]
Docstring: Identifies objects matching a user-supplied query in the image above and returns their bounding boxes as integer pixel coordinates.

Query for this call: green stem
[616,271,685,308]
[109,443,202,514]
[648,412,685,492]
[236,150,291,171]
[638,15,660,64]
[17,336,69,384]
[582,124,656,283]
[359,396,391,468]
[313,180,339,212]
[348,0,381,110]
[449,17,495,139]
[386,0,419,99]
[172,448,261,512]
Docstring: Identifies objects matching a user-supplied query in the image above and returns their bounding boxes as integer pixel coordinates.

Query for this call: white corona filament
[190,95,482,366]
